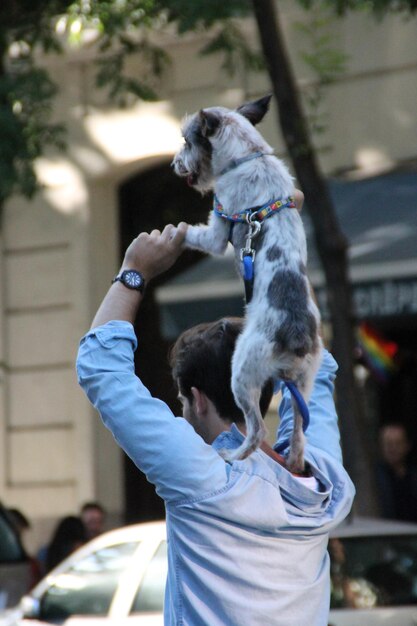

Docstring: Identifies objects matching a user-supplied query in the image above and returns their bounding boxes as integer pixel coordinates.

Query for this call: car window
[131,540,168,614]
[0,510,25,562]
[329,535,417,610]
[39,541,140,622]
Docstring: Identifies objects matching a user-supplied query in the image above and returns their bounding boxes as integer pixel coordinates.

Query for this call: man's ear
[236,94,272,126]
[199,110,220,138]
[190,387,208,416]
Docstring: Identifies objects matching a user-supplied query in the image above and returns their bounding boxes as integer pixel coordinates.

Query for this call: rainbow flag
[357,322,398,382]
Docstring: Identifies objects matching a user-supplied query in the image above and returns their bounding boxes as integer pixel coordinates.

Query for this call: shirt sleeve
[275,349,343,463]
[76,321,229,503]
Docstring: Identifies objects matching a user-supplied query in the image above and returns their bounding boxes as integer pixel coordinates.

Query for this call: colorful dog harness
[213,195,296,224]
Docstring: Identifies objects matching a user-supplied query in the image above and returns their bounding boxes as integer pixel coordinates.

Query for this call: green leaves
[0,58,65,204]
[294,7,348,143]
[201,21,264,76]
[153,0,251,33]
[0,0,260,210]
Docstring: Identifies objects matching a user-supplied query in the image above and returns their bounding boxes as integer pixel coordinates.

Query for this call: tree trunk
[252,0,378,515]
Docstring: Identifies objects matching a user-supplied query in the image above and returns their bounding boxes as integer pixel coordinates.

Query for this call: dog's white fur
[172,96,322,472]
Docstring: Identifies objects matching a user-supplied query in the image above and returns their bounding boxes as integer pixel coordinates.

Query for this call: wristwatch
[112,269,146,293]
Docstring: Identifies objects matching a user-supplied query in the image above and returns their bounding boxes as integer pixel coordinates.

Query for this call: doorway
[118,160,211,523]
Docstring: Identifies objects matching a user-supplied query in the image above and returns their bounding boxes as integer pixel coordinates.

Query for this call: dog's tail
[220,387,266,462]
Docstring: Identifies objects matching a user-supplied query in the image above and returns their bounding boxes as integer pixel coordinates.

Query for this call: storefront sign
[316,278,417,320]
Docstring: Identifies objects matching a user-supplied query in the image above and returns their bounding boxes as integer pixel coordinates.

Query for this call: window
[39,541,139,622]
[131,541,167,613]
[329,534,417,609]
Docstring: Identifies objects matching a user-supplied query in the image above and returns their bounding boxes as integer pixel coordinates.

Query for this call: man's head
[80,502,105,540]
[379,423,412,469]
[169,318,274,442]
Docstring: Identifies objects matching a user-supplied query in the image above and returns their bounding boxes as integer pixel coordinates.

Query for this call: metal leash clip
[240,219,261,261]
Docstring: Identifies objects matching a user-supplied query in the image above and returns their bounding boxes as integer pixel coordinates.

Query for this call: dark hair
[46,515,86,572]
[169,317,274,424]
[8,508,30,532]
[81,502,105,515]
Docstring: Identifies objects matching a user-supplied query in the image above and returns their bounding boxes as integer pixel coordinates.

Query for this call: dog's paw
[286,452,305,475]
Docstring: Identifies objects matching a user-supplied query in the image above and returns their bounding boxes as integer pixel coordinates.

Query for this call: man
[376,423,417,522]
[80,502,106,540]
[76,221,355,626]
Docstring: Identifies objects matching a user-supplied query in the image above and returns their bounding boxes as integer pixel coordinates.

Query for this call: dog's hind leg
[221,330,273,462]
[286,347,322,474]
[285,391,306,474]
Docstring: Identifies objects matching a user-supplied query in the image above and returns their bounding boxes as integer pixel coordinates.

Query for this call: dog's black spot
[267,270,306,310]
[266,245,283,262]
[268,270,317,356]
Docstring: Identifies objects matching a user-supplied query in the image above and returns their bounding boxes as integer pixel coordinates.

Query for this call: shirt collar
[212,424,243,452]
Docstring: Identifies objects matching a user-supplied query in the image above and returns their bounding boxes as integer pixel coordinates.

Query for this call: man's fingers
[161,223,177,240]
[170,222,188,246]
[294,189,304,211]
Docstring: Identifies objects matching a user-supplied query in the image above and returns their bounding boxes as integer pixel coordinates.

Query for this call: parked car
[0,503,32,610]
[1,516,417,625]
[0,520,167,626]
[328,516,417,626]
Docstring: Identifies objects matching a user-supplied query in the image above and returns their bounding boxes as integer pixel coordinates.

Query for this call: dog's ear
[236,94,272,126]
[199,110,220,138]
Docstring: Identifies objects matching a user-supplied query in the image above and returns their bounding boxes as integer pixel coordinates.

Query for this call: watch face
[123,270,144,289]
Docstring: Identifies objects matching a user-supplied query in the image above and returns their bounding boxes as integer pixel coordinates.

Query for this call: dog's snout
[172,156,189,176]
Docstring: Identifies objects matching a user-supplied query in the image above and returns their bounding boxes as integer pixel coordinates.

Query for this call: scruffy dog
[172,95,322,473]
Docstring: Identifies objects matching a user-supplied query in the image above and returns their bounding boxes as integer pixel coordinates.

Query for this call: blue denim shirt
[76,321,355,626]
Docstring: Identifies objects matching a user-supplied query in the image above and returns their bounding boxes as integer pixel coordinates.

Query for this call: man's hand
[122,222,188,282]
[90,223,187,329]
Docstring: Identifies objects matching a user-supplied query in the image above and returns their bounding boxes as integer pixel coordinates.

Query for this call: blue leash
[274,382,310,453]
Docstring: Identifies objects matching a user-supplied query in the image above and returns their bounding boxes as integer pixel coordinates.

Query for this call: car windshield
[131,540,167,613]
[39,541,140,621]
[329,534,417,610]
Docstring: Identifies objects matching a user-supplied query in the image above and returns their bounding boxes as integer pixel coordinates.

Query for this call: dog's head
[172,95,272,194]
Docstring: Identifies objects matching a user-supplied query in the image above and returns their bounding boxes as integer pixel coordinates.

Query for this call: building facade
[1,2,417,550]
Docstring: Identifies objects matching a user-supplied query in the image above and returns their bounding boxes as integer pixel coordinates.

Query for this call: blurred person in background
[8,508,30,538]
[8,507,42,585]
[80,502,106,540]
[376,423,417,522]
[45,515,87,573]
[38,515,86,574]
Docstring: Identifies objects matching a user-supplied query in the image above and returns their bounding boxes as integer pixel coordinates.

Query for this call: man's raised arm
[91,222,187,329]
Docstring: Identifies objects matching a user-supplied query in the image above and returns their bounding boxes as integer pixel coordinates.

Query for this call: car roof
[331,515,417,538]
[72,516,417,545]
[79,519,166,549]
[47,515,417,551]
